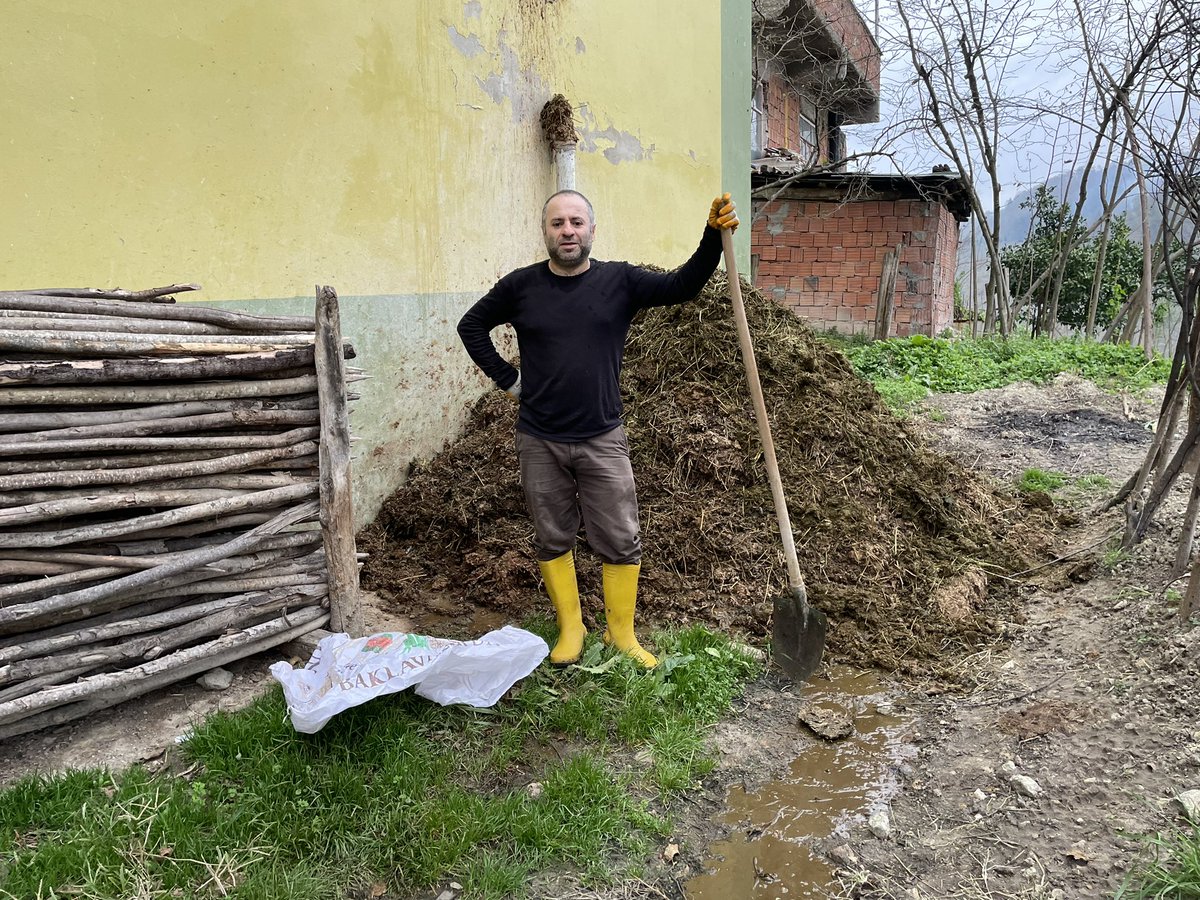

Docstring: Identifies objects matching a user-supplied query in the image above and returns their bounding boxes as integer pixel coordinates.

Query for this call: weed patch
[1018,468,1067,493]
[1102,545,1131,573]
[842,335,1170,395]
[1117,826,1200,899]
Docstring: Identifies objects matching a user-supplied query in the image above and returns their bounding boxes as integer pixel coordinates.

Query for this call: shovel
[720,228,828,681]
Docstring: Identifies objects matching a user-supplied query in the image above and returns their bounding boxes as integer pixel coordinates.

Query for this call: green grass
[1102,545,1130,573]
[871,377,931,412]
[1075,473,1113,492]
[1117,826,1200,898]
[0,626,760,900]
[1017,468,1067,493]
[837,334,1170,403]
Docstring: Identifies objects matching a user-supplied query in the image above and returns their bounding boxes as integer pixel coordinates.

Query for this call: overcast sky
[847,0,1112,203]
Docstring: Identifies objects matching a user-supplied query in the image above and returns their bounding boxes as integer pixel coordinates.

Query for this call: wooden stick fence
[0,284,363,739]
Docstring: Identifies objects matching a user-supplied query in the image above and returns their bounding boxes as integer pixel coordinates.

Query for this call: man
[457,190,738,668]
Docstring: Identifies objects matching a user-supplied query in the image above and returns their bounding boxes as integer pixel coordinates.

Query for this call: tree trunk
[1172,473,1200,580]
[6,408,319,446]
[0,483,318,550]
[15,284,198,302]
[0,374,320,407]
[0,441,318,492]
[0,425,319,457]
[0,292,314,332]
[0,348,327,385]
[0,395,318,434]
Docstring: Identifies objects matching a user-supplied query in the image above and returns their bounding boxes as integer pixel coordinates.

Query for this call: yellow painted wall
[2,1,723,296]
[0,1,736,521]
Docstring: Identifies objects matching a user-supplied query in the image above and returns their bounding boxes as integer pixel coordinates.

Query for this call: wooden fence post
[314,285,363,636]
[873,244,901,340]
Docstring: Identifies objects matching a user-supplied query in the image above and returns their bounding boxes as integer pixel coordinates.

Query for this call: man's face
[542,194,595,271]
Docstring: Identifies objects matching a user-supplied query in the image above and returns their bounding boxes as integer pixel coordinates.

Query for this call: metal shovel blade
[772,585,828,681]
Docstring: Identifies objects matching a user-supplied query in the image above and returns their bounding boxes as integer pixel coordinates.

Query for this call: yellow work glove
[708,193,739,232]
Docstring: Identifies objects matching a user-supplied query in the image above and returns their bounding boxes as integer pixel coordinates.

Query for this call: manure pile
[360,274,1050,679]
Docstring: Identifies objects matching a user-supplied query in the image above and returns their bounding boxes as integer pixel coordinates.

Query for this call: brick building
[751,169,972,336]
[751,0,973,337]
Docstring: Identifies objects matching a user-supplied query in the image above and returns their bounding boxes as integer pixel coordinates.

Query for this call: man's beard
[546,238,592,269]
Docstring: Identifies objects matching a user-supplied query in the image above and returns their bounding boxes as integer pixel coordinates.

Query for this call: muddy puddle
[687,667,913,899]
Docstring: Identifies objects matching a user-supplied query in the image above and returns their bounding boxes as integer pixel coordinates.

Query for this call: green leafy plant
[1102,546,1130,573]
[952,279,978,322]
[1002,187,1141,332]
[1075,473,1113,491]
[868,376,931,413]
[842,334,1169,396]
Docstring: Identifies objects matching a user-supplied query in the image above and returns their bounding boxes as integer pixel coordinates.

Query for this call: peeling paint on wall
[447,25,485,58]
[463,0,482,19]
[598,127,653,164]
[577,108,654,165]
[575,36,586,53]
[473,34,548,122]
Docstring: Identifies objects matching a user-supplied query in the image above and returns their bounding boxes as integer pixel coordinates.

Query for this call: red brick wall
[932,204,959,326]
[812,0,881,95]
[752,196,960,337]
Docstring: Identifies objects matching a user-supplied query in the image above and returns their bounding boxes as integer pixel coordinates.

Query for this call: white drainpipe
[552,140,577,192]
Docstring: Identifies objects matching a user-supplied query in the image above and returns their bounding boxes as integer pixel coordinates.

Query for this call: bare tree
[886,0,1056,334]
[1097,0,1200,617]
[1084,123,1131,338]
[878,0,1192,345]
[1063,0,1196,355]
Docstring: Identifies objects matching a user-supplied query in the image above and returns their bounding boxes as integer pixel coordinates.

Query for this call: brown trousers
[515,425,641,565]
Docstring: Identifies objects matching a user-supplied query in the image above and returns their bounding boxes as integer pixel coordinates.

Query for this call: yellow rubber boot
[602,562,658,669]
[539,551,586,666]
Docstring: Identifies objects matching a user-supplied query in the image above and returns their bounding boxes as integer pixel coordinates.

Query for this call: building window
[827,111,846,168]
[798,112,817,164]
[751,79,765,157]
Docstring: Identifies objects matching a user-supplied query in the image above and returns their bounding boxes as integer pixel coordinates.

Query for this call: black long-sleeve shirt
[457,225,723,442]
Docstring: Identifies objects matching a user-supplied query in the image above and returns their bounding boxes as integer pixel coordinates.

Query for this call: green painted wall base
[210,293,501,528]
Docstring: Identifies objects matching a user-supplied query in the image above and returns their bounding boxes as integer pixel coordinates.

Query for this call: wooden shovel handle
[720,229,807,598]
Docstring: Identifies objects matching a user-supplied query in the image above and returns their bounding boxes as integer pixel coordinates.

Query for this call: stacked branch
[0,284,362,737]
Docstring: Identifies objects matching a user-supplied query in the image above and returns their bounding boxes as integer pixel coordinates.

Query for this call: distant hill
[996,165,1147,246]
[956,164,1162,275]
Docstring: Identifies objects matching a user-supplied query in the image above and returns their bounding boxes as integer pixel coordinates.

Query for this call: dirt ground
[817,374,1200,900]
[578,372,1199,900]
[3,364,1197,900]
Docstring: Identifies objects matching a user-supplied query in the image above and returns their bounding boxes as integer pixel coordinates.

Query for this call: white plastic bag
[270,625,549,733]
